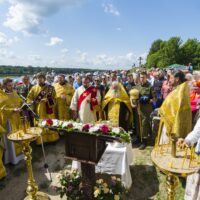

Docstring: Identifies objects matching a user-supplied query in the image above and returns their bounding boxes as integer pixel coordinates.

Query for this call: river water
[0,76,32,82]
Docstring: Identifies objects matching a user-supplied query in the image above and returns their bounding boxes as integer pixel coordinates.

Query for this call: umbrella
[167,64,187,70]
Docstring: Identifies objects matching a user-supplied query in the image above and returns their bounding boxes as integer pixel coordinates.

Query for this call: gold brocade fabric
[108,100,120,126]
[159,82,192,138]
[27,85,59,144]
[0,146,6,180]
[102,83,133,126]
[27,84,56,119]
[54,83,74,120]
[0,116,6,179]
[0,90,23,156]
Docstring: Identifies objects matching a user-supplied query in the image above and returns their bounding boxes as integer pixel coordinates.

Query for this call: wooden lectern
[65,131,117,199]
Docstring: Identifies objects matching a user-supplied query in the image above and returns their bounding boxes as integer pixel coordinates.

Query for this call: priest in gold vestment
[0,89,6,179]
[27,73,59,144]
[102,81,133,131]
[0,117,6,179]
[0,79,24,165]
[54,74,74,120]
[157,71,192,145]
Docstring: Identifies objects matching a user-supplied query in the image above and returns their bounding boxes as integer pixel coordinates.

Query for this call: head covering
[129,89,139,100]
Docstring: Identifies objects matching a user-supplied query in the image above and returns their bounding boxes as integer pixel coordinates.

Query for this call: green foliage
[56,170,84,200]
[146,37,200,69]
[0,65,104,76]
[56,170,127,200]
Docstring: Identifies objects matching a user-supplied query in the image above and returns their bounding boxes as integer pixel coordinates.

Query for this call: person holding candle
[177,118,200,200]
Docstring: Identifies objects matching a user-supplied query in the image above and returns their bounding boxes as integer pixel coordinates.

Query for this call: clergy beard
[111,89,120,98]
[3,89,13,94]
[39,83,45,87]
[59,81,66,85]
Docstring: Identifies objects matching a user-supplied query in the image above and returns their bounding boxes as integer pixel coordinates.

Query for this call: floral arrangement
[55,170,127,200]
[94,176,127,200]
[56,170,84,200]
[39,119,131,143]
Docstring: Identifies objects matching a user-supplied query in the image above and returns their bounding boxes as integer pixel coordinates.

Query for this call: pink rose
[100,125,109,134]
[82,124,90,132]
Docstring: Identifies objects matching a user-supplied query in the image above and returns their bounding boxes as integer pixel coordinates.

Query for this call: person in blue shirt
[73,75,82,89]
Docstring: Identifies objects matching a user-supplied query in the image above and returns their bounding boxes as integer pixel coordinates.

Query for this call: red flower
[67,123,73,129]
[82,124,90,132]
[46,119,53,126]
[100,125,109,134]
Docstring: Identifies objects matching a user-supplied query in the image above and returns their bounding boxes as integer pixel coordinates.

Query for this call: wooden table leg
[81,163,96,199]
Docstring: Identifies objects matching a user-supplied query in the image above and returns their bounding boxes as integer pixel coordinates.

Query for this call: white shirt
[185,118,200,145]
[70,86,101,123]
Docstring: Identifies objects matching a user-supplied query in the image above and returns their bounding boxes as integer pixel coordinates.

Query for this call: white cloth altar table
[72,142,133,188]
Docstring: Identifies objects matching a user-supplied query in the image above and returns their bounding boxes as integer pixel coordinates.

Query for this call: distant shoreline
[0,65,108,76]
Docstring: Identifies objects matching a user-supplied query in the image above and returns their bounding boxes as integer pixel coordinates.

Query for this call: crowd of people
[1,66,200,199]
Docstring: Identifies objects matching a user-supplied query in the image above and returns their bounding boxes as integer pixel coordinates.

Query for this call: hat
[129,89,139,100]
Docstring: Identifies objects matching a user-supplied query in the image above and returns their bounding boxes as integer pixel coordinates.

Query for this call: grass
[131,144,185,200]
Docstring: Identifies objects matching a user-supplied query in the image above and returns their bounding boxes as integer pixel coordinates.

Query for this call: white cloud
[0,32,19,46]
[46,37,63,46]
[102,3,120,16]
[0,48,16,59]
[29,54,42,61]
[61,48,69,54]
[49,59,58,67]
[80,52,88,63]
[69,51,145,69]
[125,52,137,61]
[0,48,7,56]
[3,0,84,35]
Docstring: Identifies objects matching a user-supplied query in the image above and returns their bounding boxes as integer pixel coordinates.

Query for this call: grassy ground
[131,145,185,200]
[0,138,185,200]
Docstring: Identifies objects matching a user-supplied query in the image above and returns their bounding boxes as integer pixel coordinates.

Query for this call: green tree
[148,39,163,55]
[146,37,200,69]
[180,38,199,66]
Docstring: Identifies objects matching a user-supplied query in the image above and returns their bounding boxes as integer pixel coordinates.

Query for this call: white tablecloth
[72,142,133,188]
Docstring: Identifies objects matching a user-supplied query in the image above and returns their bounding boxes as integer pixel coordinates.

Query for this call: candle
[181,147,188,169]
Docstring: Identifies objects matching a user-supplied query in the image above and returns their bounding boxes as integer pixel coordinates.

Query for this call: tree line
[0,65,104,76]
[146,37,200,69]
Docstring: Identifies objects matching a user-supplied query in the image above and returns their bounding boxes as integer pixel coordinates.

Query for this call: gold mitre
[129,89,139,100]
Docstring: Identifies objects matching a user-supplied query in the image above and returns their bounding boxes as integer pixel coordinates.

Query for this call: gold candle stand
[151,144,199,200]
[8,127,50,200]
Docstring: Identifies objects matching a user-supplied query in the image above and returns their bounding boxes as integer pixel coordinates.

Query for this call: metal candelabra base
[24,191,50,200]
[8,128,50,200]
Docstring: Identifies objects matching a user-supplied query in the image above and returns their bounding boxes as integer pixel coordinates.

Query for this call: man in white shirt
[70,76,101,123]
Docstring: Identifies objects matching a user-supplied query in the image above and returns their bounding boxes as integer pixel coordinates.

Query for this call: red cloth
[190,90,200,113]
[78,86,98,111]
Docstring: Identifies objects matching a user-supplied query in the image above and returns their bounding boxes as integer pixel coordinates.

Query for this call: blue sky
[0,0,200,69]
